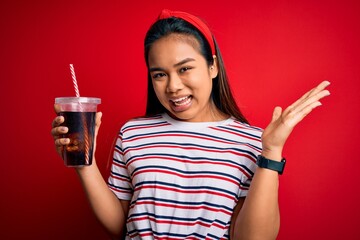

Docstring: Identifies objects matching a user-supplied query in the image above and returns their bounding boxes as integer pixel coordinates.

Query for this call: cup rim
[55,97,101,104]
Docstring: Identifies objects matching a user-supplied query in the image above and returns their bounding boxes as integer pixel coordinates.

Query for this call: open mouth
[170,95,192,106]
[169,95,193,112]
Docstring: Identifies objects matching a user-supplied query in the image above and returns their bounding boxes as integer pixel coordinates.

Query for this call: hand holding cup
[51,97,101,167]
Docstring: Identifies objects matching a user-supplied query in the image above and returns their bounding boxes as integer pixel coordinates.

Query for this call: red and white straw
[70,64,80,97]
[69,63,90,165]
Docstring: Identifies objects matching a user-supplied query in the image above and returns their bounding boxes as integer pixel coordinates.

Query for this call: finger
[92,112,102,154]
[96,112,102,126]
[55,137,70,146]
[284,82,330,117]
[94,112,102,136]
[281,87,329,128]
[54,103,61,114]
[300,81,330,104]
[271,106,282,123]
[290,101,322,125]
[51,116,65,128]
[290,81,331,110]
[51,126,68,137]
[290,88,330,116]
[305,81,331,98]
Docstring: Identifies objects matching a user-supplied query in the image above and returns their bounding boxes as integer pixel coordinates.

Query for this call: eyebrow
[149,58,196,72]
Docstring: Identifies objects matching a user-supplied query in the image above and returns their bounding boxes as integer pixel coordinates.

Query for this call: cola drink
[60,111,96,166]
[55,97,101,167]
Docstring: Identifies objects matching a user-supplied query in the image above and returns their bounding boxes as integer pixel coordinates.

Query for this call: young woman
[51,9,330,240]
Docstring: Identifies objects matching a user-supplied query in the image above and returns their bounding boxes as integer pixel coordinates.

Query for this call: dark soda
[59,111,96,166]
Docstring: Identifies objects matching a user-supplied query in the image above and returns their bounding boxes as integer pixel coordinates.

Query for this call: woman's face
[148,34,220,122]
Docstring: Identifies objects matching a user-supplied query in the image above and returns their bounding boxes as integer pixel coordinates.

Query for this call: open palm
[261,81,330,156]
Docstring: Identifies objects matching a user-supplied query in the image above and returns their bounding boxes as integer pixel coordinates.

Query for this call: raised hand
[261,81,330,158]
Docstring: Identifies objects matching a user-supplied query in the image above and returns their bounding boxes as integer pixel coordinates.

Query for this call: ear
[210,55,219,79]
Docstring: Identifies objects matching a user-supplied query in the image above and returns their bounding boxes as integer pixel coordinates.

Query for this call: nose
[166,74,183,93]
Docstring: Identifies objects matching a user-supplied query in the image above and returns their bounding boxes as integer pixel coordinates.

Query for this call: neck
[208,101,229,122]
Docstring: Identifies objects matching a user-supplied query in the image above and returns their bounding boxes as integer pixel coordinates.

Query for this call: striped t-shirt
[108,113,262,239]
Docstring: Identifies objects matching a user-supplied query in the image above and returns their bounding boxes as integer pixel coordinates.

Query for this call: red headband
[158,9,216,56]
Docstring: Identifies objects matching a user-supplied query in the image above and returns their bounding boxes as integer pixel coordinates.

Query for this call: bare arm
[231,163,281,240]
[51,111,129,237]
[75,163,129,237]
[231,81,331,239]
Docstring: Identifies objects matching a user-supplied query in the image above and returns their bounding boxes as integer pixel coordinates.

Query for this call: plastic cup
[55,97,101,167]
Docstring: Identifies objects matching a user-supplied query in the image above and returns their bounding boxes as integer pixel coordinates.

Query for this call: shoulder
[209,118,263,150]
[225,118,263,138]
[119,114,170,136]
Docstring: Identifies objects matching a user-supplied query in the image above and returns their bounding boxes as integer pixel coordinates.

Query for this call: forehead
[148,34,203,66]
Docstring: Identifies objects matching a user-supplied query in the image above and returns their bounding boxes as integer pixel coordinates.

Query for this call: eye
[179,67,192,73]
[152,72,166,79]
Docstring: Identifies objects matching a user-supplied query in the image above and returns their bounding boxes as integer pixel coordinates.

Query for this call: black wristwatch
[256,155,286,175]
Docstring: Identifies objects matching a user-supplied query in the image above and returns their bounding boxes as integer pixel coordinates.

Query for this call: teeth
[173,96,188,103]
[172,96,191,106]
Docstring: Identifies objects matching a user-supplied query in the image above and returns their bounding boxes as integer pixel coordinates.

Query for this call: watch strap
[256,155,286,175]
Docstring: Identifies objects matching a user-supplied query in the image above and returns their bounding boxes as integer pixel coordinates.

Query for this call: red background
[1,0,359,239]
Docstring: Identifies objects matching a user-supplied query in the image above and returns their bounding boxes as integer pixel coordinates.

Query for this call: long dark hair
[144,17,249,124]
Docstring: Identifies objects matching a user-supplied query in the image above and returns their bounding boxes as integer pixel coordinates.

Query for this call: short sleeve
[237,139,262,198]
[107,132,133,200]
[238,172,255,198]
